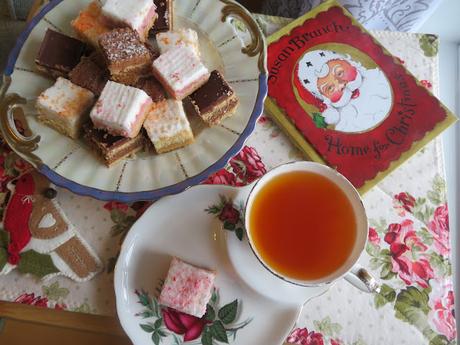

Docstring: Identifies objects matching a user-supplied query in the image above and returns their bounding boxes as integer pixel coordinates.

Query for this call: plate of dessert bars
[114,182,326,345]
[0,0,267,202]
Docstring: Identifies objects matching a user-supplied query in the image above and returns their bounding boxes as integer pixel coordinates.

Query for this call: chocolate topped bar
[83,123,146,166]
[186,70,239,125]
[69,57,108,96]
[136,76,167,103]
[149,0,172,35]
[35,29,86,78]
[99,28,152,76]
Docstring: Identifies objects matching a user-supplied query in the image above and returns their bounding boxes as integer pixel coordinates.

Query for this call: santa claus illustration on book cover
[295,49,392,133]
[266,0,457,192]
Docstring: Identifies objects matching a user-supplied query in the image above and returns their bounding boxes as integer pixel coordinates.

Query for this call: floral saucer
[114,183,329,345]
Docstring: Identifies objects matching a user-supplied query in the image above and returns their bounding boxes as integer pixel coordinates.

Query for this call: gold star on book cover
[265,0,457,193]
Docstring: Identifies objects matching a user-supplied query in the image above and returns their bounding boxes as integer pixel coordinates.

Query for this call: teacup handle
[344,265,380,293]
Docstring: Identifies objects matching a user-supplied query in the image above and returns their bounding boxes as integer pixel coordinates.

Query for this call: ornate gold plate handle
[0,75,42,167]
[221,0,267,73]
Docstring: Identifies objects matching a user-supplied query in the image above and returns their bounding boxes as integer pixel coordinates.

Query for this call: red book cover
[265,0,457,193]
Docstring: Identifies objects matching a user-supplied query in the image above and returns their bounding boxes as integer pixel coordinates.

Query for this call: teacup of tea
[244,161,379,292]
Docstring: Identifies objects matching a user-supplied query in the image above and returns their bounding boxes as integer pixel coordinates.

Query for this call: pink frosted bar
[101,0,157,41]
[152,46,210,100]
[159,257,216,318]
[90,81,152,138]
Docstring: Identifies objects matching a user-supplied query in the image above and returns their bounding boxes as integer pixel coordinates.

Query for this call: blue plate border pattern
[4,0,268,202]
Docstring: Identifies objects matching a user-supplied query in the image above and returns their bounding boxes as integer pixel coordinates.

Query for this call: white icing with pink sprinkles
[159,257,215,318]
[102,0,157,37]
[90,81,152,138]
[152,46,209,99]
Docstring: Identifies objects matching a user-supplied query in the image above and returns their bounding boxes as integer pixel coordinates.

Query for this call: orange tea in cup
[248,170,357,281]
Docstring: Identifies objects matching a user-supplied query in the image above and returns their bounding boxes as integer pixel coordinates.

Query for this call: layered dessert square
[144,99,194,153]
[186,70,239,125]
[101,0,158,41]
[71,1,111,48]
[69,56,108,96]
[83,123,146,166]
[90,81,152,138]
[36,77,95,139]
[156,29,200,57]
[152,46,210,100]
[149,0,173,35]
[159,257,215,318]
[99,28,152,85]
[135,76,167,103]
[35,29,86,78]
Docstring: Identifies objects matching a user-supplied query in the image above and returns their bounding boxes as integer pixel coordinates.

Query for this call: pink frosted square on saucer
[101,0,157,41]
[152,46,210,100]
[90,81,152,138]
[159,257,216,318]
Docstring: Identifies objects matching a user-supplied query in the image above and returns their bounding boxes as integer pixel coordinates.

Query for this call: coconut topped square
[36,77,95,139]
[156,29,200,57]
[159,257,216,318]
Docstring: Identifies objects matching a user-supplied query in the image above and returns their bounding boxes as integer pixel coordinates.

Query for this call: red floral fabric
[204,146,266,187]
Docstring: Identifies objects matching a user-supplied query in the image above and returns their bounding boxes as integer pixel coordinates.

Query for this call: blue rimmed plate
[0,0,267,202]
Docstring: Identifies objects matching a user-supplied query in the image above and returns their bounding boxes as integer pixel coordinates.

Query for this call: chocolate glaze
[83,123,146,165]
[69,57,108,96]
[188,70,234,114]
[149,0,172,35]
[84,123,130,150]
[136,76,167,102]
[35,29,86,77]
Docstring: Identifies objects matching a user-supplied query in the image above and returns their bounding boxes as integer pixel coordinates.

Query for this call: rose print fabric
[0,15,455,345]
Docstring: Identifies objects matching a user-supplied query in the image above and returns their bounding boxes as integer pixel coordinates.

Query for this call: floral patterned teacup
[243,161,380,293]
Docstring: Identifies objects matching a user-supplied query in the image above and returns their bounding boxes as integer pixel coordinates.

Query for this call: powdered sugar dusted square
[90,81,152,138]
[159,257,215,318]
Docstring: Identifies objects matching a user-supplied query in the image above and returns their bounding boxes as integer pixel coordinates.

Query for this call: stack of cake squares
[34,0,239,167]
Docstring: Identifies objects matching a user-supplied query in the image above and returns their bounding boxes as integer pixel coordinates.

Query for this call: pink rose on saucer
[230,146,266,184]
[219,203,240,224]
[428,279,456,340]
[203,169,237,186]
[384,220,434,288]
[162,307,208,341]
[428,204,450,257]
[368,227,380,245]
[286,327,325,345]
